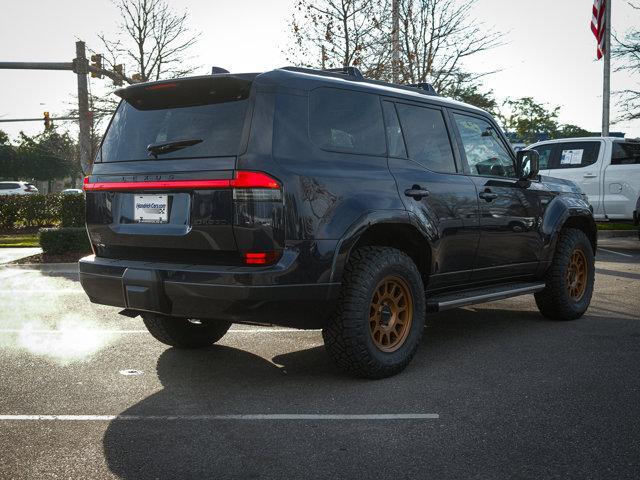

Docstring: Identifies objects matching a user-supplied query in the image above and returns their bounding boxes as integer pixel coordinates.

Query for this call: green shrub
[0,193,85,230]
[39,227,91,255]
[60,194,85,227]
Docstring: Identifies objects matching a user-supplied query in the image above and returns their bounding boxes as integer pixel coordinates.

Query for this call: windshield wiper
[147,138,203,157]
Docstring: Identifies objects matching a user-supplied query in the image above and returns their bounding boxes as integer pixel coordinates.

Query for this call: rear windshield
[99,78,251,162]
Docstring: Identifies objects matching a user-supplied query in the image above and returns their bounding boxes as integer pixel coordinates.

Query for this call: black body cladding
[79,68,596,329]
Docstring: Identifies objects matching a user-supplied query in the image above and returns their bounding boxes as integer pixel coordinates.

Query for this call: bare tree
[97,0,201,82]
[286,0,389,77]
[613,2,640,121]
[286,0,501,97]
[395,0,502,90]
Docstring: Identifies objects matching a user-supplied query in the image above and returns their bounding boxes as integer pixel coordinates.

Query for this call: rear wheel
[142,313,231,348]
[534,228,595,321]
[323,246,426,379]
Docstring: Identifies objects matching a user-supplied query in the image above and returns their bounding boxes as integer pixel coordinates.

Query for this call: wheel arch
[542,196,597,260]
[329,210,434,283]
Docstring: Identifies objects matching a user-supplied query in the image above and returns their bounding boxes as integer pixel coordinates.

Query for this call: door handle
[583,173,597,178]
[404,186,430,200]
[479,190,498,201]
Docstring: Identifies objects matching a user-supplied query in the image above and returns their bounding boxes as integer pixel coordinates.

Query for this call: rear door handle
[404,186,430,200]
[583,173,597,178]
[479,191,498,201]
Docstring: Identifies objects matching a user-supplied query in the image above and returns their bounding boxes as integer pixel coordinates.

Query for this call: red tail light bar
[83,171,280,191]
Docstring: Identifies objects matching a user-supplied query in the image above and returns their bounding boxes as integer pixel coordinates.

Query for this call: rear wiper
[147,138,203,158]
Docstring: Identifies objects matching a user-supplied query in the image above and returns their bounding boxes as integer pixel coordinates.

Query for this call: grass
[0,232,39,247]
[596,222,637,231]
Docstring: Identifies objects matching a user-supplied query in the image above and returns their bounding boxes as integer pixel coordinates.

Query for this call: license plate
[134,195,169,223]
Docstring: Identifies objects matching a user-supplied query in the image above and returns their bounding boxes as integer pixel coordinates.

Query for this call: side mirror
[516,149,540,180]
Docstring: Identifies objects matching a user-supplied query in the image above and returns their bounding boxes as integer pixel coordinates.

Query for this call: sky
[0,0,638,139]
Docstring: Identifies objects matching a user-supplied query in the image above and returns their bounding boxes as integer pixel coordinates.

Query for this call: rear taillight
[243,251,281,265]
[83,171,281,192]
[24,185,37,192]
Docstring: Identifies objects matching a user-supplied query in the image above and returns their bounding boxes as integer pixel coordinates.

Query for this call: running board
[427,282,546,312]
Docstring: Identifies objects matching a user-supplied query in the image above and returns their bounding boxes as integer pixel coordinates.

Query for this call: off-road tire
[535,228,595,321]
[323,246,426,379]
[142,313,232,348]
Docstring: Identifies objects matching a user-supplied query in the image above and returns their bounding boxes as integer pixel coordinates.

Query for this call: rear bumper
[79,252,340,329]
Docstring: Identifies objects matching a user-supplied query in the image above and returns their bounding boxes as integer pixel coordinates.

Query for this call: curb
[0,262,78,273]
[597,230,638,238]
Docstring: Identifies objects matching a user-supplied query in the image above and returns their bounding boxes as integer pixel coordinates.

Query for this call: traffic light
[90,54,103,78]
[113,64,124,86]
[43,111,52,131]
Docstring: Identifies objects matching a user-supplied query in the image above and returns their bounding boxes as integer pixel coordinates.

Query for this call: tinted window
[553,142,600,169]
[611,142,640,165]
[395,103,456,173]
[309,88,385,155]
[100,99,249,162]
[531,144,554,170]
[382,101,406,158]
[0,183,19,190]
[453,114,515,177]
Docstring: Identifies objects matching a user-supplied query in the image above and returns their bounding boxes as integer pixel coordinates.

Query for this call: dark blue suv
[80,67,596,378]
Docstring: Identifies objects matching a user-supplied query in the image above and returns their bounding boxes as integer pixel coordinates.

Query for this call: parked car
[528,137,640,224]
[61,188,84,195]
[79,67,596,378]
[0,181,38,195]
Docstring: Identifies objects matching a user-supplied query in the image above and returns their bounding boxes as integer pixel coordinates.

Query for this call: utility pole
[75,41,92,174]
[602,0,612,137]
[391,0,400,83]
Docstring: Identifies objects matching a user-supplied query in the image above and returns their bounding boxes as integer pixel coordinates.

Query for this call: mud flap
[122,268,170,313]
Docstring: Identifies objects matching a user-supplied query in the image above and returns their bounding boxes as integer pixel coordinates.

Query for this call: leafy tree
[498,97,560,144]
[555,124,592,139]
[445,78,497,114]
[0,130,9,145]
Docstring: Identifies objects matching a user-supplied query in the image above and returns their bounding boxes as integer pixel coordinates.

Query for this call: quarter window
[453,113,515,177]
[611,142,640,165]
[395,103,456,173]
[309,88,386,155]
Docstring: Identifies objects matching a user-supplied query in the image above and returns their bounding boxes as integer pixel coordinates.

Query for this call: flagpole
[602,0,611,136]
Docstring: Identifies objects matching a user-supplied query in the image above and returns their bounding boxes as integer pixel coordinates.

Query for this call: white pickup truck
[528,137,640,224]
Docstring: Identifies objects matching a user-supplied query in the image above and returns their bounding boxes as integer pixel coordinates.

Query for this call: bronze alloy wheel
[369,275,414,352]
[566,248,588,301]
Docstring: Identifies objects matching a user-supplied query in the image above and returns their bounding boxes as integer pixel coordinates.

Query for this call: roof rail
[279,66,438,97]
[407,82,437,95]
[322,67,364,79]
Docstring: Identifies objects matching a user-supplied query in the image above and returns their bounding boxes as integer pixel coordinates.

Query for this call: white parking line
[0,328,317,334]
[0,413,439,421]
[599,247,634,258]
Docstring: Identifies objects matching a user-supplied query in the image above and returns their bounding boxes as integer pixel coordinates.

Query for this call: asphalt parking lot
[0,237,639,479]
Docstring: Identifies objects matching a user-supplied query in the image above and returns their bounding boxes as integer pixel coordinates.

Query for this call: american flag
[591,0,607,60]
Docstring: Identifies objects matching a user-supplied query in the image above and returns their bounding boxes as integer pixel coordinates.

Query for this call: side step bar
[427,282,546,312]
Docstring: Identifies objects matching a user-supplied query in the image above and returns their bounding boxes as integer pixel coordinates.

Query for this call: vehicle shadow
[102,307,559,479]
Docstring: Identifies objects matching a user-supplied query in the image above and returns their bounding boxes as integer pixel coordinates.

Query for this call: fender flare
[541,195,597,262]
[328,209,435,283]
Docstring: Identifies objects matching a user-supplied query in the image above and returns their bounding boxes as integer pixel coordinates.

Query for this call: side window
[309,87,386,155]
[611,142,640,165]
[395,103,456,173]
[452,113,516,177]
[531,144,555,170]
[382,101,407,158]
[555,142,600,169]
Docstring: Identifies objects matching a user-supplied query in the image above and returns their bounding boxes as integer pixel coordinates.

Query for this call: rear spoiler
[115,74,258,110]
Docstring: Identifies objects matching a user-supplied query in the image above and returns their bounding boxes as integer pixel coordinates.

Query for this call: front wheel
[323,246,426,379]
[535,228,595,321]
[142,313,232,348]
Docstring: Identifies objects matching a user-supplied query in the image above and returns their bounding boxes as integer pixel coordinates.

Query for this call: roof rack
[279,66,438,97]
